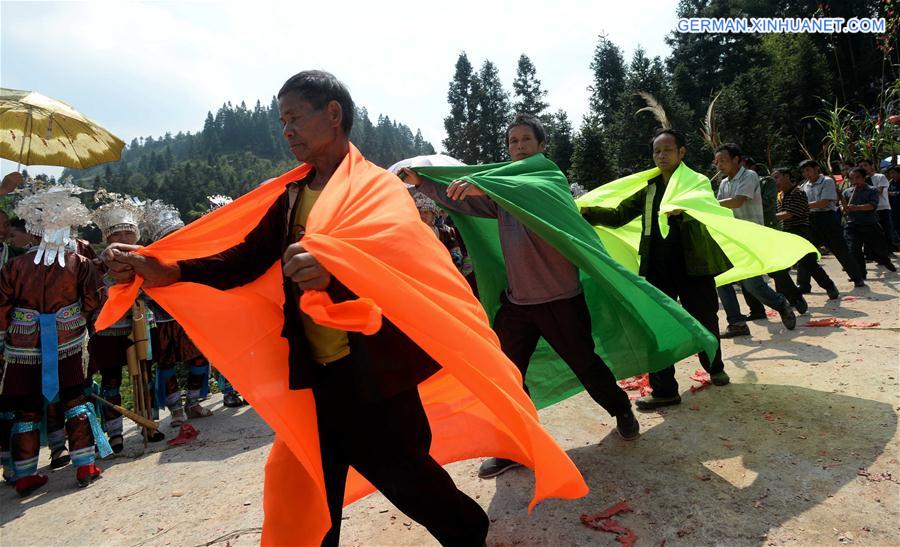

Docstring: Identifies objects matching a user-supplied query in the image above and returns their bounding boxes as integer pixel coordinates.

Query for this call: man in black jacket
[581,129,731,410]
[101,70,488,547]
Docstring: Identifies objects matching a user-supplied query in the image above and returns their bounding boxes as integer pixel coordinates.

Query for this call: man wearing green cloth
[581,129,731,410]
[403,114,640,479]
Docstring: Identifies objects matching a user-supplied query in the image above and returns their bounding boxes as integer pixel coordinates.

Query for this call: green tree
[443,52,481,163]
[475,60,511,163]
[588,34,627,126]
[571,115,616,188]
[613,48,670,173]
[512,54,548,116]
[542,110,574,176]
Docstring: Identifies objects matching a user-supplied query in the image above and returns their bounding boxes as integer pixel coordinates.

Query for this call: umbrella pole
[16,110,31,171]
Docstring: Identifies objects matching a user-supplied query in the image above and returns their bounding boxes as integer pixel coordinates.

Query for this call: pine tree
[443,52,481,163]
[201,112,221,154]
[512,54,548,116]
[571,115,615,189]
[613,48,670,173]
[475,60,511,163]
[543,110,575,176]
[588,35,626,126]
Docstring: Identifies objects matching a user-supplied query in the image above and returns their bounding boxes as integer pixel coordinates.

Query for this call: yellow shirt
[292,185,351,364]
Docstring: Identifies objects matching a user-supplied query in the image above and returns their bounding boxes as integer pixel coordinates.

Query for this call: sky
[1,0,678,178]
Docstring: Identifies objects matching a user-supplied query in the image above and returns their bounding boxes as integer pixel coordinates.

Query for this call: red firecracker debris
[581,501,638,545]
[618,374,652,400]
[763,412,776,422]
[689,369,711,394]
[167,423,200,446]
[766,310,779,318]
[841,296,860,302]
[805,317,880,328]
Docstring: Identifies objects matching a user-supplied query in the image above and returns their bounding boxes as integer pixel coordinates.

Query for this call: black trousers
[795,250,838,292]
[645,270,724,398]
[845,222,893,278]
[316,387,488,547]
[779,225,837,292]
[492,292,630,417]
[808,212,863,282]
[877,209,899,249]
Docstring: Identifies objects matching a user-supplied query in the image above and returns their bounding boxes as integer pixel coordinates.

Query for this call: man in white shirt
[714,143,797,338]
[859,158,899,252]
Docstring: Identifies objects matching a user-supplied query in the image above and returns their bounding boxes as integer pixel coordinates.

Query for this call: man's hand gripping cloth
[95,144,587,546]
[576,163,818,286]
[412,154,718,410]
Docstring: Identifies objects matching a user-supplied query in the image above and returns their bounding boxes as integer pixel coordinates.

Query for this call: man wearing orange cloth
[99,71,586,546]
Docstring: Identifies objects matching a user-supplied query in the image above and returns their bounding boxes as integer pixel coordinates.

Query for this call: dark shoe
[147,429,166,443]
[477,457,521,479]
[109,435,124,454]
[635,394,682,411]
[798,285,812,295]
[779,307,797,330]
[854,280,867,288]
[223,392,245,408]
[76,464,102,487]
[15,474,48,497]
[721,324,751,338]
[615,408,640,440]
[881,261,897,272]
[792,296,808,315]
[826,285,840,300]
[50,448,70,469]
[709,371,731,386]
[745,311,767,321]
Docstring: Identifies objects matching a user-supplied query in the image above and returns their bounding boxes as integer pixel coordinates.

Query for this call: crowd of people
[0,188,247,497]
[0,70,896,546]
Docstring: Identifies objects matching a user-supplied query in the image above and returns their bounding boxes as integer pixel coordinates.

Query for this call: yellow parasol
[0,87,125,170]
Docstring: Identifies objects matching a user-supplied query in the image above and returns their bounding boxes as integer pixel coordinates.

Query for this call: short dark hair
[887,165,899,174]
[715,143,742,160]
[858,158,875,167]
[849,166,868,179]
[743,156,755,165]
[10,218,26,230]
[278,70,355,134]
[649,128,687,150]
[772,167,793,180]
[506,113,546,146]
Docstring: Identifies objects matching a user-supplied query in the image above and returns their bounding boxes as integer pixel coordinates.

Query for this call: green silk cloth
[413,154,717,409]
[576,163,819,286]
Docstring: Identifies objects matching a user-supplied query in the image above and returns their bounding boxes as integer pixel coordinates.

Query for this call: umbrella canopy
[0,87,125,169]
[386,153,464,174]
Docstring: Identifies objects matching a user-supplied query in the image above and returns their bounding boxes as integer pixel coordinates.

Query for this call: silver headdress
[141,199,184,242]
[570,183,587,199]
[206,194,233,213]
[92,188,143,241]
[14,181,92,267]
[409,188,440,214]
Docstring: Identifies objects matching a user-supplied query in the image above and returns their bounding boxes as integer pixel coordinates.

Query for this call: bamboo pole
[89,394,159,431]
[126,300,152,446]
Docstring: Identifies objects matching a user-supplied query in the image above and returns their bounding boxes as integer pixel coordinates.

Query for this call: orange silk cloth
[96,144,587,545]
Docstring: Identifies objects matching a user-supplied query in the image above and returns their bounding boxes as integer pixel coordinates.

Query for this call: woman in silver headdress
[0,182,110,496]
